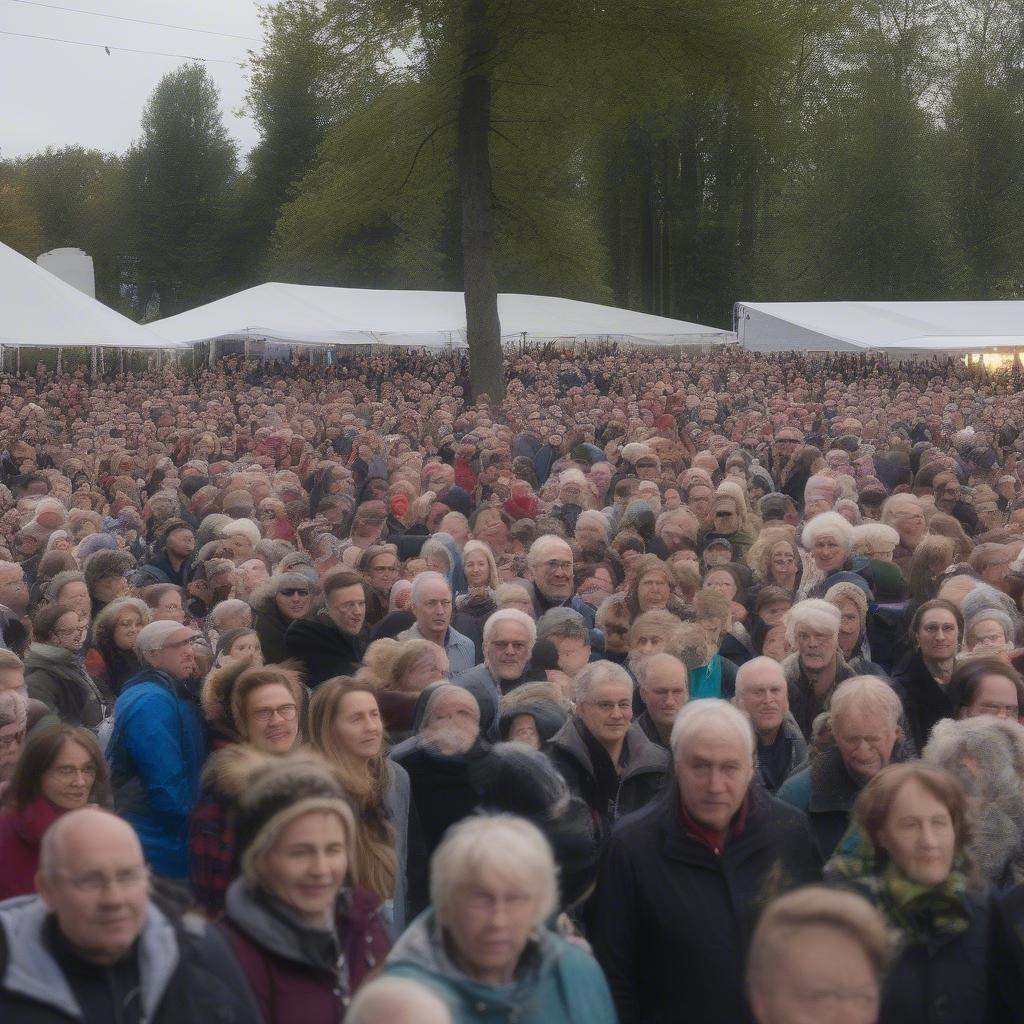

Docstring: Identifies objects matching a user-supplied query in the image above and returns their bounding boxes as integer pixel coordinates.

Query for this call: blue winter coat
[107,667,206,878]
[385,909,616,1024]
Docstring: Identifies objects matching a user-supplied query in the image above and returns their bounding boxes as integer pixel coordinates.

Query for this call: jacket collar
[0,895,179,1019]
[549,718,667,781]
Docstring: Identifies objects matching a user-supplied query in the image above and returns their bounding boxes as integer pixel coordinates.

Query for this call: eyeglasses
[60,865,148,893]
[589,700,632,714]
[279,588,310,598]
[251,703,297,724]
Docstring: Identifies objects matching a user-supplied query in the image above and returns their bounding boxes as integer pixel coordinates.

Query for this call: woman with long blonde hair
[307,675,422,934]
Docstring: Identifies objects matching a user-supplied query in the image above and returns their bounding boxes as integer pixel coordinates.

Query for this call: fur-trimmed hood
[200,743,274,800]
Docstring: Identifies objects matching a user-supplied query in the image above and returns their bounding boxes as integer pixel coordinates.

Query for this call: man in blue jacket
[107,620,206,880]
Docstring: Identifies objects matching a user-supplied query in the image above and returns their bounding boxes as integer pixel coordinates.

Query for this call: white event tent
[735,300,1024,354]
[0,241,179,350]
[151,283,734,348]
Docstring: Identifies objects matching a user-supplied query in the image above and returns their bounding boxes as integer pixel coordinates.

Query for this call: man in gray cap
[106,620,206,881]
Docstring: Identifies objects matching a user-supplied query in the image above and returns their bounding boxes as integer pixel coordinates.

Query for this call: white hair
[219,518,261,547]
[527,534,571,567]
[483,607,537,646]
[430,814,557,928]
[801,511,854,553]
[634,652,688,690]
[829,675,902,729]
[576,510,610,539]
[735,656,787,698]
[409,570,451,607]
[346,978,451,1024]
[574,659,634,704]
[785,599,841,646]
[881,493,923,526]
[670,698,756,761]
[850,522,899,554]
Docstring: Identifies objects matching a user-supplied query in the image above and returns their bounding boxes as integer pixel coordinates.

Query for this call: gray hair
[634,652,688,690]
[208,598,253,630]
[965,607,1016,647]
[419,538,453,573]
[409,570,451,608]
[574,659,634,704]
[482,608,537,646]
[801,511,854,553]
[430,814,557,929]
[346,978,451,1024]
[735,656,786,698]
[494,582,533,610]
[829,675,902,730]
[576,510,610,540]
[44,570,87,604]
[536,607,588,644]
[219,518,261,547]
[0,689,27,731]
[850,522,899,555]
[527,534,572,568]
[785,599,841,646]
[670,698,756,761]
[960,584,1021,644]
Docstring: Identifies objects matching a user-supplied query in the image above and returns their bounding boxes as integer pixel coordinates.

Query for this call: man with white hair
[778,675,904,858]
[404,571,476,675]
[106,619,206,879]
[0,808,259,1021]
[734,657,807,793]
[455,608,535,736]
[634,652,688,750]
[522,536,595,627]
[588,699,819,1024]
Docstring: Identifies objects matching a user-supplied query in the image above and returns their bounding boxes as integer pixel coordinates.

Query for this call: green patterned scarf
[827,823,971,944]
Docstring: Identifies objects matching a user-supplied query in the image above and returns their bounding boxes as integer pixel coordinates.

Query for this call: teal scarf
[689,655,723,700]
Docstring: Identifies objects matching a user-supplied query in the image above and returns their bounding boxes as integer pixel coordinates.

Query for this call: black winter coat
[284,615,365,687]
[876,891,993,1024]
[587,783,821,1024]
[891,649,953,752]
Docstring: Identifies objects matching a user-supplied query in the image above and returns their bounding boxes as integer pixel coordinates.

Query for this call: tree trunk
[457,0,504,403]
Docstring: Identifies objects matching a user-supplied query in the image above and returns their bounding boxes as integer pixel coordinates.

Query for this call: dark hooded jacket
[24,642,106,729]
[891,649,954,752]
[284,613,365,687]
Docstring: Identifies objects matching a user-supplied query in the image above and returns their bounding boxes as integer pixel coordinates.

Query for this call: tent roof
[151,283,733,347]
[0,242,180,349]
[736,300,1024,353]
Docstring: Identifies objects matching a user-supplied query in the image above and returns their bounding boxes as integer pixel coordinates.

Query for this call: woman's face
[464,551,491,590]
[402,649,449,693]
[761,624,789,661]
[811,534,846,573]
[446,870,538,984]
[51,536,71,553]
[769,543,798,581]
[507,714,541,749]
[703,570,737,602]
[917,608,960,662]
[836,598,863,657]
[228,633,263,666]
[58,581,91,619]
[154,590,185,624]
[332,690,384,761]
[637,569,671,611]
[425,552,450,575]
[242,682,298,753]
[40,739,96,810]
[111,610,143,652]
[275,584,312,621]
[877,779,956,886]
[967,618,1008,655]
[53,611,87,652]
[631,631,667,660]
[263,810,348,926]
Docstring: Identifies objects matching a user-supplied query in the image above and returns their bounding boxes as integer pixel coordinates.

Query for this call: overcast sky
[1,0,263,159]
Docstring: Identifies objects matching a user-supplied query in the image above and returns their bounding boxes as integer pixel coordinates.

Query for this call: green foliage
[0,182,43,257]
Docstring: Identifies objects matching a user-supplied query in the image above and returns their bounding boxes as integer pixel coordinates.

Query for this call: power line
[5,0,261,42]
[0,28,247,64]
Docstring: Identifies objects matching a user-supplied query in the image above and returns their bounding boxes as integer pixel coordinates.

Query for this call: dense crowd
[1,346,1024,1023]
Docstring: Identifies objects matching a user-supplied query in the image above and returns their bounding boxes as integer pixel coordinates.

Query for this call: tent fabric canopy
[735,300,1024,353]
[151,283,734,348]
[0,242,180,350]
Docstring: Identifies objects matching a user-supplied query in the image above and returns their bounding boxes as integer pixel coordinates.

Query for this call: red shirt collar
[679,793,750,855]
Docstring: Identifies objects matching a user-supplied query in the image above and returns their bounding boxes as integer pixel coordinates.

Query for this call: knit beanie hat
[233,754,356,887]
[84,548,136,590]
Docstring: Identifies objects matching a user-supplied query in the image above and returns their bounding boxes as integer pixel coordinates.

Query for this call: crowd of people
[1,345,1024,1022]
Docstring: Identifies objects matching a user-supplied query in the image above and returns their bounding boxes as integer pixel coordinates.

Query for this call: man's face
[735,666,788,736]
[589,463,612,494]
[531,542,573,601]
[484,620,532,679]
[237,558,269,593]
[413,578,453,638]
[575,517,606,550]
[687,486,714,523]
[165,528,195,559]
[38,821,149,965]
[676,727,755,832]
[577,677,633,748]
[364,551,400,595]
[796,626,837,672]
[639,658,688,731]
[143,628,197,680]
[0,565,28,615]
[833,706,898,780]
[551,634,591,677]
[326,583,366,635]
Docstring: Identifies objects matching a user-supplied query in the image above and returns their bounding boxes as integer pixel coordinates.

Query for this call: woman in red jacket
[218,753,391,1023]
[0,724,110,899]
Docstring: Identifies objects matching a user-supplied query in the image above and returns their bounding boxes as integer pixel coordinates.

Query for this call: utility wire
[0,28,247,64]
[4,0,261,42]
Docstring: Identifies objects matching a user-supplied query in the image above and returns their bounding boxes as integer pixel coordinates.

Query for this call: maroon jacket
[0,795,63,900]
[218,882,391,1024]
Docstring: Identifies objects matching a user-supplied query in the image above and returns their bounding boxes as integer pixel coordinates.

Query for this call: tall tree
[0,182,43,256]
[124,64,238,317]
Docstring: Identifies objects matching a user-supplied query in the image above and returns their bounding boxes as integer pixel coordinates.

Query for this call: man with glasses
[546,661,669,840]
[0,807,258,1021]
[106,620,206,881]
[523,536,596,627]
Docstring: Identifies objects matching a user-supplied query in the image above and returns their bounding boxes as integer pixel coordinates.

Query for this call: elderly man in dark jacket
[587,698,820,1024]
